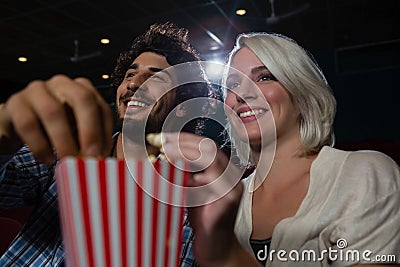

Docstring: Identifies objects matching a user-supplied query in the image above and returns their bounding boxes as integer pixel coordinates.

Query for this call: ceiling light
[209,45,220,51]
[236,8,246,16]
[100,38,110,44]
[102,74,110,79]
[18,56,28,62]
[206,30,224,47]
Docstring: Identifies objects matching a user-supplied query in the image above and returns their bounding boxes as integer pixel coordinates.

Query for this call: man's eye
[125,72,134,79]
[150,73,169,83]
[150,74,165,82]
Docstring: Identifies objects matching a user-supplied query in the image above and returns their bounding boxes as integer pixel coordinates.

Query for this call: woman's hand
[0,75,113,164]
[147,132,261,266]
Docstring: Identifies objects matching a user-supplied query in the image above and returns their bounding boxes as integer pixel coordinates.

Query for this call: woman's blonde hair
[223,32,336,163]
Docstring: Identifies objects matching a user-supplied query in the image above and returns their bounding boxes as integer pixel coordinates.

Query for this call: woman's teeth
[239,109,266,118]
[127,100,147,107]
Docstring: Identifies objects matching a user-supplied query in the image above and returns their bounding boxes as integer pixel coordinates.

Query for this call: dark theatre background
[1,0,399,162]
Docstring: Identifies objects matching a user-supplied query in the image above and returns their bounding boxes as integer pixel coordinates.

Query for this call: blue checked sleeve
[180,210,199,267]
[0,146,54,210]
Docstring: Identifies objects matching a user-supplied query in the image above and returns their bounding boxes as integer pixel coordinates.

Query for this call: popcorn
[146,133,164,148]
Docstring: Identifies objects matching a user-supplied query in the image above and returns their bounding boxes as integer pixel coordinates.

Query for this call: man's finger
[24,80,80,158]
[73,77,113,156]
[6,89,61,163]
[47,75,112,157]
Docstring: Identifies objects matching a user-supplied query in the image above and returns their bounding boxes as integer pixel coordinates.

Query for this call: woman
[148,32,400,266]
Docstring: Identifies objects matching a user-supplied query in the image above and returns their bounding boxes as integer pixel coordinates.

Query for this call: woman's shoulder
[318,145,399,173]
[347,148,399,168]
[332,146,400,177]
[317,146,400,197]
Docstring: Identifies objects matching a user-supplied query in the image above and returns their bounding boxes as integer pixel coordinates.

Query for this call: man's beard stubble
[119,99,175,144]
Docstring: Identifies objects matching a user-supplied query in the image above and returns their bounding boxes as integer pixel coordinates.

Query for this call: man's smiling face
[116,51,176,134]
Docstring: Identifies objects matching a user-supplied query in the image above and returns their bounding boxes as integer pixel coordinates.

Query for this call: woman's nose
[235,79,257,102]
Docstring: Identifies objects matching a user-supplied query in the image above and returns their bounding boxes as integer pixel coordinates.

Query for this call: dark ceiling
[1,0,400,144]
[1,0,398,89]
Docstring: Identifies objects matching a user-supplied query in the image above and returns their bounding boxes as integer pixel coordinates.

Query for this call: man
[0,22,214,266]
[111,23,215,159]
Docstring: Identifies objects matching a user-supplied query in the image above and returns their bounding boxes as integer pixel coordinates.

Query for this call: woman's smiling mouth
[239,108,267,118]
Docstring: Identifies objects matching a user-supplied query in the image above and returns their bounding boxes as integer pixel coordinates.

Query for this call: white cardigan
[234,146,400,266]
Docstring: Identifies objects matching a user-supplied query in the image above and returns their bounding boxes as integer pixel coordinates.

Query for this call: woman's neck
[251,133,316,190]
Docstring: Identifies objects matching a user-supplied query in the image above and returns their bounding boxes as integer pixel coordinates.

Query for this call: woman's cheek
[260,85,290,105]
[224,92,236,111]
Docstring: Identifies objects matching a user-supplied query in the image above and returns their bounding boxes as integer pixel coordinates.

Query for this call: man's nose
[127,81,138,92]
[127,75,147,92]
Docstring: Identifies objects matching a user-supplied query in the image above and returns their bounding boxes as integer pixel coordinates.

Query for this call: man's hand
[0,75,113,164]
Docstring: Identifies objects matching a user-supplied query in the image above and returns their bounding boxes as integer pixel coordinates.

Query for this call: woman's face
[224,46,299,148]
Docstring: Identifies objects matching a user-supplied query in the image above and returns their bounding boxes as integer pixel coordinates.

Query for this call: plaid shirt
[0,146,197,266]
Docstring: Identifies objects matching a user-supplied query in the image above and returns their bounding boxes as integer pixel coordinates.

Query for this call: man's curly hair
[111,22,201,91]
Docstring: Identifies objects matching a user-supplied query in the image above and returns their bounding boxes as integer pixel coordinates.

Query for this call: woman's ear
[175,103,187,118]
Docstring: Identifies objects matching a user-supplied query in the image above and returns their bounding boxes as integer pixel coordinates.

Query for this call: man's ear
[175,103,187,118]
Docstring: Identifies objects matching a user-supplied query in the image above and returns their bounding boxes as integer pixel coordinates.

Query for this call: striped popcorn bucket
[56,157,188,267]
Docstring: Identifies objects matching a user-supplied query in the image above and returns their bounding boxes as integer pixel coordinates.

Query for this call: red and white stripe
[56,157,187,267]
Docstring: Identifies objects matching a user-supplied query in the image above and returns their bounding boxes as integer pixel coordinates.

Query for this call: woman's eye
[226,81,240,90]
[258,74,277,82]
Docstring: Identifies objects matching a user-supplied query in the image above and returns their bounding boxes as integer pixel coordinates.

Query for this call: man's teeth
[239,109,266,118]
[127,100,147,107]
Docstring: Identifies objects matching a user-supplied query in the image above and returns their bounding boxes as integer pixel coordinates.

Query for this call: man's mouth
[122,95,154,108]
[127,100,149,107]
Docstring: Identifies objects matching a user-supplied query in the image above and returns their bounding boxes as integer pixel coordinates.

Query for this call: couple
[1,22,399,266]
